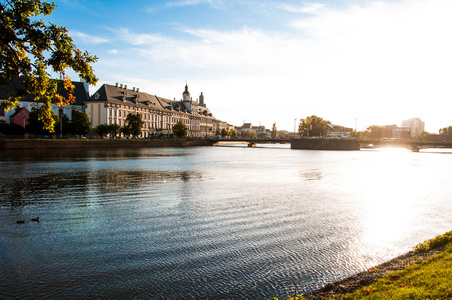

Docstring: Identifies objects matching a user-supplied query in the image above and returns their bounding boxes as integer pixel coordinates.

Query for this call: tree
[244,130,256,138]
[258,131,268,138]
[298,115,330,137]
[26,106,59,135]
[68,110,91,135]
[95,124,109,137]
[173,121,188,138]
[107,124,120,138]
[366,125,385,139]
[440,126,452,136]
[220,128,228,137]
[0,121,25,135]
[271,122,277,139]
[123,113,144,138]
[0,0,98,132]
[229,129,237,138]
[120,126,131,137]
[55,113,70,135]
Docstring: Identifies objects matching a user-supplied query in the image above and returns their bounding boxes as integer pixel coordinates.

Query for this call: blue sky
[48,0,452,132]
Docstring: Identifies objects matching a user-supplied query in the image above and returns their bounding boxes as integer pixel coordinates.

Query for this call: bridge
[211,137,452,151]
[358,138,452,151]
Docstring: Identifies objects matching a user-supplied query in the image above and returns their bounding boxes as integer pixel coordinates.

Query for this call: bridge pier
[248,142,256,147]
[411,145,420,152]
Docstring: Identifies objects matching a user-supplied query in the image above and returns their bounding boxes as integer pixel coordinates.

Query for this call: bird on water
[31,217,40,222]
[16,220,25,224]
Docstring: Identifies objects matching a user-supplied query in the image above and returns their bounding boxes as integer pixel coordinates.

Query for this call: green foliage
[55,113,70,135]
[229,129,237,137]
[95,124,109,137]
[26,106,58,135]
[107,124,120,138]
[0,0,98,131]
[258,131,268,138]
[439,126,452,136]
[336,231,452,300]
[349,130,364,138]
[0,121,25,135]
[415,231,452,253]
[173,121,188,138]
[418,131,429,139]
[120,126,131,137]
[298,115,330,137]
[244,130,256,138]
[124,113,144,137]
[68,110,91,135]
[220,128,228,137]
[271,122,277,139]
[366,125,386,139]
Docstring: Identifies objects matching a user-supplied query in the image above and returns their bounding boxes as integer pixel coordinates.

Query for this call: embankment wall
[291,138,360,150]
[0,139,215,149]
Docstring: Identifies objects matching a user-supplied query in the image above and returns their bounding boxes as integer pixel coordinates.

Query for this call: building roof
[9,107,29,118]
[89,83,215,118]
[89,84,166,111]
[0,77,90,105]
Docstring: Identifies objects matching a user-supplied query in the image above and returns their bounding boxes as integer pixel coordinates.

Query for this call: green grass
[336,231,452,300]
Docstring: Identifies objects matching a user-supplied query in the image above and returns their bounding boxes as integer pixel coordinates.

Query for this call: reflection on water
[1,146,452,299]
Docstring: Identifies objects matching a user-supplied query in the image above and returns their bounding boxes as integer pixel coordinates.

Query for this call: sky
[47,0,452,133]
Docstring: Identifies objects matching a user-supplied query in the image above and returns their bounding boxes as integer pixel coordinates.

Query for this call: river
[1,144,452,299]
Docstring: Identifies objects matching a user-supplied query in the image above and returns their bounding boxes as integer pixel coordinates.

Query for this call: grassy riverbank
[273,231,452,300]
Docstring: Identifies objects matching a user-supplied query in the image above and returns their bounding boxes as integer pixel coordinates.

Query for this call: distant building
[236,123,268,137]
[9,107,30,128]
[326,124,353,138]
[85,83,223,138]
[369,124,411,139]
[402,118,424,137]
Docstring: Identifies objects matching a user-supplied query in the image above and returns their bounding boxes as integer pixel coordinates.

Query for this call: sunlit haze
[50,0,452,133]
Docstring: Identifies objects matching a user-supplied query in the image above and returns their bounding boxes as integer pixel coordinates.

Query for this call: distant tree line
[439,126,452,136]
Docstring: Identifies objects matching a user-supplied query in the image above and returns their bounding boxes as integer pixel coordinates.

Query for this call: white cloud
[147,0,225,12]
[92,0,452,132]
[273,2,326,14]
[71,31,110,45]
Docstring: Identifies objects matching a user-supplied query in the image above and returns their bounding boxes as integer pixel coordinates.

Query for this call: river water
[1,144,452,299]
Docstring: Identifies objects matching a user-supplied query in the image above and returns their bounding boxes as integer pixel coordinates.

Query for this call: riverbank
[302,231,452,299]
[0,138,215,149]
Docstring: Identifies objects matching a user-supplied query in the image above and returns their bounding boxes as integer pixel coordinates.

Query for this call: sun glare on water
[356,148,429,247]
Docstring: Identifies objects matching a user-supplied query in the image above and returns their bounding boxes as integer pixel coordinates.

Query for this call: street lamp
[294,118,297,136]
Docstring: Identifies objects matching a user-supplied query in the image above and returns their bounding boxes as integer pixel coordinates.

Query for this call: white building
[401,118,425,137]
[85,83,224,138]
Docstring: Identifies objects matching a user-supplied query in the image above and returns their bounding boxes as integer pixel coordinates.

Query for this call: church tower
[199,92,204,106]
[183,83,190,101]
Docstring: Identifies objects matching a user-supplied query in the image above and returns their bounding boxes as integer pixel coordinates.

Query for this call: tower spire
[183,81,190,101]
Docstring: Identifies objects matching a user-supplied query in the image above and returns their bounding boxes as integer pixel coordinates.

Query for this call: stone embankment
[291,138,361,151]
[0,139,215,149]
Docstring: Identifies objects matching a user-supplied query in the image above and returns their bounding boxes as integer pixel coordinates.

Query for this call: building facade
[85,83,223,138]
[401,118,425,137]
